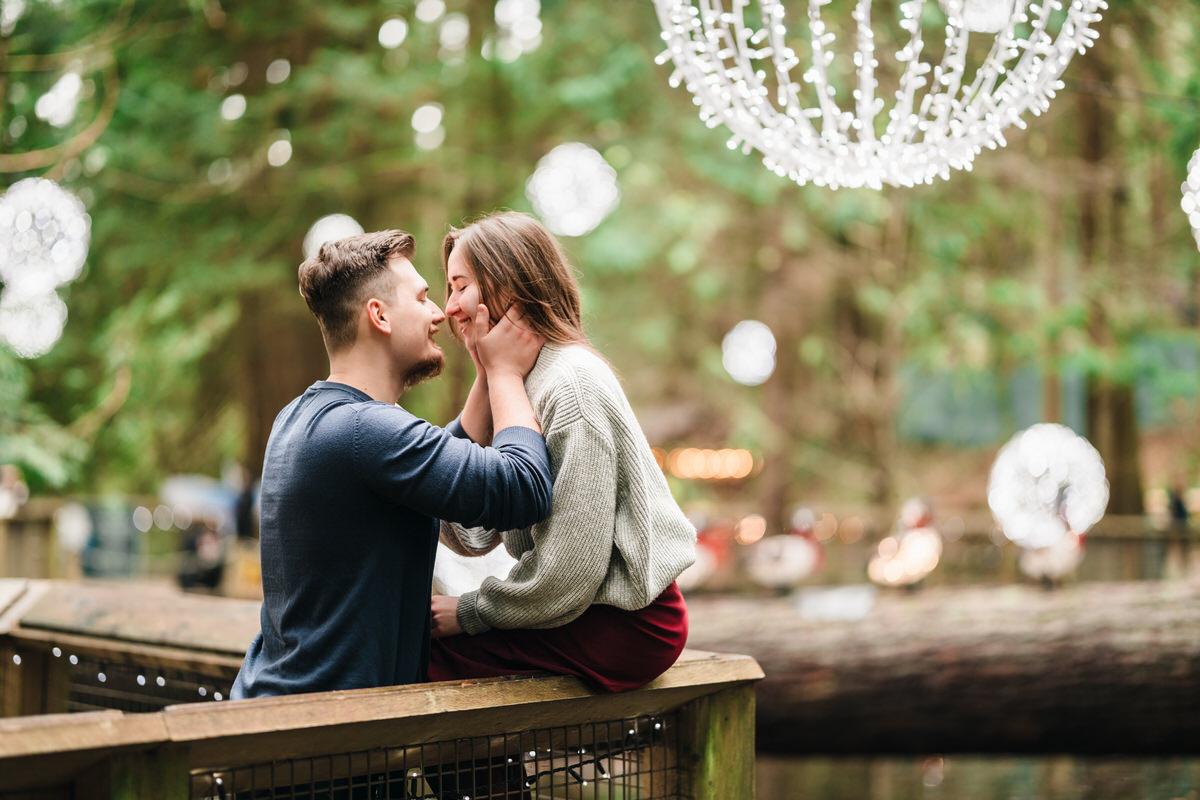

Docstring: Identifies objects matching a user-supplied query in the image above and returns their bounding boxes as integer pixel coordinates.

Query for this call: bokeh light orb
[35,70,83,129]
[0,177,91,295]
[676,544,717,592]
[439,14,470,51]
[415,0,446,24]
[0,288,68,359]
[220,93,247,121]
[746,535,820,589]
[1181,148,1200,251]
[54,502,93,554]
[525,143,620,237]
[734,513,767,545]
[493,0,542,60]
[302,214,364,260]
[721,320,776,386]
[378,18,409,49]
[265,59,291,85]
[867,528,942,587]
[411,103,444,134]
[987,423,1109,550]
[267,137,292,167]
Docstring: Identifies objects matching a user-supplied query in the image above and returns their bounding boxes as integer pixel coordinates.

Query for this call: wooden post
[681,684,757,799]
[0,643,70,716]
[0,640,19,717]
[73,746,190,800]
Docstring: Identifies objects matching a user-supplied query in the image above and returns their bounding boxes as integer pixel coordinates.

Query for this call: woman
[429,211,696,692]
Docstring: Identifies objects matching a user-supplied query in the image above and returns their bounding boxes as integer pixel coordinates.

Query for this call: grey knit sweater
[442,343,697,635]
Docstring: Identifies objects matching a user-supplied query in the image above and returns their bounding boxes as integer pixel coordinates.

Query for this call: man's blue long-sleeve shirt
[231,381,552,699]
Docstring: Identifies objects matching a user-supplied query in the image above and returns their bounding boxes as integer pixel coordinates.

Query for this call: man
[231,229,552,698]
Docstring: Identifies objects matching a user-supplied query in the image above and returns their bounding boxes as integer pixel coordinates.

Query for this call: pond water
[758,756,1200,800]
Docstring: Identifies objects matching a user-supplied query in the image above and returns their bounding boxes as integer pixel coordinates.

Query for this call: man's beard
[403,352,445,390]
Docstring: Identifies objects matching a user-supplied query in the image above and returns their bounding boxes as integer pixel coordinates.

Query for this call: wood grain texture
[0,647,762,791]
[16,581,260,655]
[686,580,1200,754]
[682,684,757,800]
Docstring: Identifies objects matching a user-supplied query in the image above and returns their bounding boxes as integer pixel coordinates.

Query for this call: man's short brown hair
[298,229,415,351]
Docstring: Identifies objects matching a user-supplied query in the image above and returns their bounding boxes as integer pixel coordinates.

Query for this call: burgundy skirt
[428,583,688,693]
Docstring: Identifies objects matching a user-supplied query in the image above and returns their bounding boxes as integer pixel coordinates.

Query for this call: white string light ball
[302,214,364,260]
[722,319,776,385]
[525,143,620,237]
[746,534,820,589]
[652,0,1107,189]
[0,177,91,295]
[0,288,69,359]
[1181,147,1200,251]
[987,423,1108,550]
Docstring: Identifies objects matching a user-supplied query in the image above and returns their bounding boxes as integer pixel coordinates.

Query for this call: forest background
[4,0,1200,534]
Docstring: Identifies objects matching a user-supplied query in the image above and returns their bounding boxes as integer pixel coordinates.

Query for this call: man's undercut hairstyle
[298,229,416,351]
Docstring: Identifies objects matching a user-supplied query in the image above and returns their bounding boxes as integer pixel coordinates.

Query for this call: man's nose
[431,302,447,323]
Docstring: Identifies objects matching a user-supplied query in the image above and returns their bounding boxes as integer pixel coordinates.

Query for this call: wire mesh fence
[189,711,684,800]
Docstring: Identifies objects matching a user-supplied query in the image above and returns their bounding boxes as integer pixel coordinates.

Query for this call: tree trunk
[1086,378,1145,514]
[686,581,1200,754]
[1076,56,1144,515]
[239,291,327,477]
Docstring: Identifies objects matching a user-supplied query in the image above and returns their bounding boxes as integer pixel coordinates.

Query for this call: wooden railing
[0,581,763,799]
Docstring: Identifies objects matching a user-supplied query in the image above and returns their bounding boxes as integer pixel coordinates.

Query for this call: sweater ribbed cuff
[457,590,492,635]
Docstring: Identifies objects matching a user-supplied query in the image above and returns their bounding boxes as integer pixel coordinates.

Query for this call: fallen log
[685,580,1200,755]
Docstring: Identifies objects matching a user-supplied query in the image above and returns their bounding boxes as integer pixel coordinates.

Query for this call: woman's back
[449,342,697,635]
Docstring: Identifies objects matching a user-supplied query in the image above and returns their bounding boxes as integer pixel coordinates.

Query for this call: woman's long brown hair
[442,211,588,345]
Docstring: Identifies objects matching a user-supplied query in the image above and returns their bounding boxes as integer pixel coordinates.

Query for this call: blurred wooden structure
[688,579,1200,755]
[0,580,763,798]
[0,580,254,716]
[0,500,59,580]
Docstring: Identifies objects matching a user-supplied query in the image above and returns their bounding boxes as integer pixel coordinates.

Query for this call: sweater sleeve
[438,520,505,557]
[456,418,617,635]
[353,404,553,532]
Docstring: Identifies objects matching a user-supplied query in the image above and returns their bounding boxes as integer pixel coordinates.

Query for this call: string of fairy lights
[8,647,230,703]
[651,0,1108,189]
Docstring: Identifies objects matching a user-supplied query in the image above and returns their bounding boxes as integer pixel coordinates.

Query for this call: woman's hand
[431,595,462,638]
[459,304,488,377]
[457,303,495,443]
[476,306,544,380]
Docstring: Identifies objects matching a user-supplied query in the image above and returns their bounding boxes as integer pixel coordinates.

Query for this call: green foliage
[1,0,1199,507]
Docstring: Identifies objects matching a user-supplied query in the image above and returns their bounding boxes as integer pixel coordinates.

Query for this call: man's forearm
[458,374,494,444]
[488,372,540,434]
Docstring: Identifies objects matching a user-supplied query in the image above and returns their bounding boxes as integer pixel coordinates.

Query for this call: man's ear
[366,298,391,335]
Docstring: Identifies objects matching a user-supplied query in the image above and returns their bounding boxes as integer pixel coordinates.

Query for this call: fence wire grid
[190,711,684,800]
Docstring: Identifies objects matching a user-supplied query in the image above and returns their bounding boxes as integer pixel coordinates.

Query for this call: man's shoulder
[268,388,378,453]
[352,399,423,433]
[351,401,456,459]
